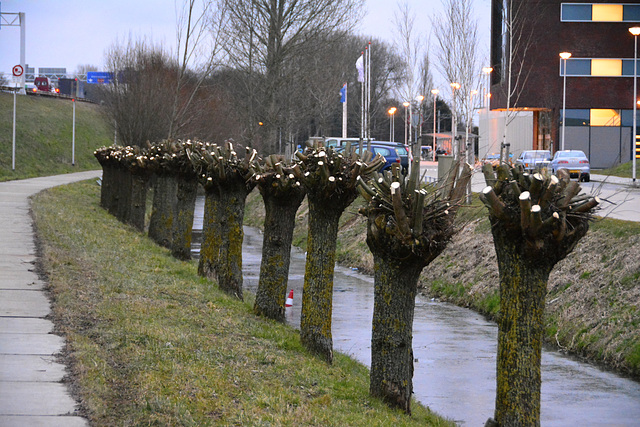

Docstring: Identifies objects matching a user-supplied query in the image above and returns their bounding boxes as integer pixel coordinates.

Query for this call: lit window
[592,4,623,21]
[591,109,621,126]
[561,3,640,22]
[591,59,622,76]
[564,59,591,76]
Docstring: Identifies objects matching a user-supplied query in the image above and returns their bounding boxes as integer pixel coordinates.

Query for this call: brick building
[481,1,640,168]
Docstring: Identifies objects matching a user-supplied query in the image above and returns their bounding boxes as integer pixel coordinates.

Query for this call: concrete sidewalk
[0,171,101,427]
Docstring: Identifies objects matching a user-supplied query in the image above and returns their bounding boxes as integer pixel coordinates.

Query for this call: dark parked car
[550,150,591,182]
[515,150,551,173]
[336,143,404,172]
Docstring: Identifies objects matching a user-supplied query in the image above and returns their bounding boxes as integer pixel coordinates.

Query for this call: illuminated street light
[630,27,640,184]
[403,101,410,145]
[431,89,439,161]
[388,107,397,142]
[451,82,460,158]
[482,67,493,109]
[560,52,572,151]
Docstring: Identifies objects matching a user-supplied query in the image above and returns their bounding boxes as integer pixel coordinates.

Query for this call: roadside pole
[72,98,76,166]
[12,87,17,171]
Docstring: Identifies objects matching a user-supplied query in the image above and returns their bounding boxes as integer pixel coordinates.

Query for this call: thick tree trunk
[215,184,248,300]
[171,177,198,261]
[300,198,342,363]
[126,172,149,232]
[148,174,177,249]
[100,165,116,211]
[369,254,422,414]
[114,167,130,221]
[254,190,304,321]
[491,233,552,427]
[198,186,220,280]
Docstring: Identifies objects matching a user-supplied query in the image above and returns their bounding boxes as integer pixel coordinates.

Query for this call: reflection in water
[192,198,640,426]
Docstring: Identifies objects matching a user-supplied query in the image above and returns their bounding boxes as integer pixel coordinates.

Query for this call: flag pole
[342,83,348,138]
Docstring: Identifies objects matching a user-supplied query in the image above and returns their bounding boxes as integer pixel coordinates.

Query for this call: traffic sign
[87,71,113,84]
[12,64,23,77]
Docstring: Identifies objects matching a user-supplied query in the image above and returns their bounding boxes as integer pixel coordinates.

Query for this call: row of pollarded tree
[94,140,599,426]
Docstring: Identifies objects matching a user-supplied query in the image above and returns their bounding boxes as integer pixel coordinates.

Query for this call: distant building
[480,1,640,168]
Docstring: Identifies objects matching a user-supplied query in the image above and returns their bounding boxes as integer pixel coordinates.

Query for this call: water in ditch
[192,199,640,426]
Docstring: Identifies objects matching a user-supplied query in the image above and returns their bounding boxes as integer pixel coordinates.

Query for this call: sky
[0,0,491,90]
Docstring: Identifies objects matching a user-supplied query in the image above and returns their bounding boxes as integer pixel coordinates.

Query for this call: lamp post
[403,101,410,146]
[431,89,439,161]
[450,82,460,158]
[388,107,397,142]
[467,90,478,164]
[482,67,493,109]
[630,27,640,184]
[560,52,572,151]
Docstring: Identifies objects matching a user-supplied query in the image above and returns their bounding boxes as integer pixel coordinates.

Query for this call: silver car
[515,150,552,173]
[550,150,591,182]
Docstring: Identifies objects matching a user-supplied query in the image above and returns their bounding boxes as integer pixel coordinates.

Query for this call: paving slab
[0,355,66,382]
[0,290,51,318]
[0,333,64,355]
[0,382,82,416]
[0,415,88,427]
[0,318,53,334]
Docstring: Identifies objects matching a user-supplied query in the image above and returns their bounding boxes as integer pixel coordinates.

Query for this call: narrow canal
[192,199,640,426]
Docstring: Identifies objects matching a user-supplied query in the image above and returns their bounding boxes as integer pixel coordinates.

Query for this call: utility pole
[1,11,27,94]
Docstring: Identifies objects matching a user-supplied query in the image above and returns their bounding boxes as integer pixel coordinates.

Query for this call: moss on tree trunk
[491,229,552,427]
[148,174,177,248]
[254,188,305,321]
[171,177,197,260]
[300,196,346,363]
[369,253,422,414]
[215,183,248,300]
[125,172,148,232]
[198,186,220,280]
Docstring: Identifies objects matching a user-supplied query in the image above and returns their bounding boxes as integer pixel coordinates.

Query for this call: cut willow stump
[253,157,306,321]
[358,158,471,414]
[148,173,177,249]
[480,164,599,427]
[297,141,384,363]
[191,142,257,300]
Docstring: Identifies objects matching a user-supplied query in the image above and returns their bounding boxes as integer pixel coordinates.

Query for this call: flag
[356,55,364,82]
[340,83,347,103]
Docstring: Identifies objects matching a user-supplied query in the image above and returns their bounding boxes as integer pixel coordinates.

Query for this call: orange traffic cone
[285,289,294,307]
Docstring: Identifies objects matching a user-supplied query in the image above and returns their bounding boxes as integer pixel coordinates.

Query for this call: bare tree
[220,0,364,153]
[102,38,175,147]
[433,0,481,159]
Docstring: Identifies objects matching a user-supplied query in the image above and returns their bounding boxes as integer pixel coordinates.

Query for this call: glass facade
[562,109,640,127]
[561,3,640,22]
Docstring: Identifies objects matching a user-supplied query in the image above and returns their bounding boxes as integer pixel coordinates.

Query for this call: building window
[561,3,640,22]
[562,109,590,126]
[561,58,640,76]
[591,109,621,126]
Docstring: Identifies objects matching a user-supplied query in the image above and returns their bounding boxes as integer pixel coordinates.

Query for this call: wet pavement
[193,196,640,426]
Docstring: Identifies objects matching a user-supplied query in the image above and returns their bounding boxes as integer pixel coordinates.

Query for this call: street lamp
[450,82,460,158]
[467,90,478,164]
[560,52,572,151]
[630,27,640,184]
[431,89,439,161]
[388,107,397,142]
[482,67,493,109]
[403,101,410,146]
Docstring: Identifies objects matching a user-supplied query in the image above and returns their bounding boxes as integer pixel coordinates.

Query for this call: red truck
[33,76,59,93]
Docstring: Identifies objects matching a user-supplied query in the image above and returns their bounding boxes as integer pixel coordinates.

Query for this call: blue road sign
[87,71,113,84]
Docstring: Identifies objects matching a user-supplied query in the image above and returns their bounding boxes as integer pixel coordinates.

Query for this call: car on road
[550,150,591,182]
[482,152,513,169]
[336,142,404,172]
[515,150,551,173]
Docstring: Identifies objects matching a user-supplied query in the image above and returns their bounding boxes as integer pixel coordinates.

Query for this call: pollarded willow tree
[293,141,384,363]
[190,141,258,299]
[357,158,471,414]
[252,155,306,321]
[480,163,599,427]
[148,141,180,249]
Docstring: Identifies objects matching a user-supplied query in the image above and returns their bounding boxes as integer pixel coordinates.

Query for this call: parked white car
[550,150,591,182]
[515,150,552,173]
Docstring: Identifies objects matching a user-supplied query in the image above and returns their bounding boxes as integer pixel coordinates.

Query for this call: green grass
[32,180,453,426]
[0,92,110,181]
[597,160,632,178]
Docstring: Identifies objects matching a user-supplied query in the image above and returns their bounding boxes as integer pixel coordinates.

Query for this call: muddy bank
[243,192,640,378]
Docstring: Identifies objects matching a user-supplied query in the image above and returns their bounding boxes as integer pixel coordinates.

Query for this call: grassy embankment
[244,190,640,379]
[32,180,452,426]
[0,92,109,181]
